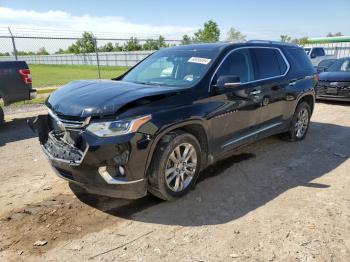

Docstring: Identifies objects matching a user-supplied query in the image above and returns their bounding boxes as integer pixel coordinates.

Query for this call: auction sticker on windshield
[188,57,211,65]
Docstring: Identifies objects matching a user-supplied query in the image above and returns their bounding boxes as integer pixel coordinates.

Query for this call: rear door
[250,47,290,128]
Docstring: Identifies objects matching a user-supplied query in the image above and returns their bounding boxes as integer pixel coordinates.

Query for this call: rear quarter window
[252,48,283,79]
[285,48,314,72]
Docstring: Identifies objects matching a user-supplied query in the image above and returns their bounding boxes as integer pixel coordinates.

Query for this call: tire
[148,130,202,201]
[280,101,311,142]
[0,106,4,126]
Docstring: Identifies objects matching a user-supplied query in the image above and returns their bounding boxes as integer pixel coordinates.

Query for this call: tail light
[18,69,32,84]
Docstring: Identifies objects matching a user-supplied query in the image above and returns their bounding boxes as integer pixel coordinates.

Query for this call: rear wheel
[0,106,4,126]
[280,101,311,141]
[148,130,201,200]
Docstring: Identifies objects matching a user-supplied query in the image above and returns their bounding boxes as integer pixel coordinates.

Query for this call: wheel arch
[144,120,210,177]
[296,93,315,114]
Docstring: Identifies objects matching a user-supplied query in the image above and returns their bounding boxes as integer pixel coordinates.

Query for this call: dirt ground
[0,102,349,262]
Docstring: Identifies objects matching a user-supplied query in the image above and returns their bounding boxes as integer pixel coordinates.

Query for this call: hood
[319,71,350,82]
[47,80,183,117]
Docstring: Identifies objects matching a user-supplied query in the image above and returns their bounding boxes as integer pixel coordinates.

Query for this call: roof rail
[247,40,297,46]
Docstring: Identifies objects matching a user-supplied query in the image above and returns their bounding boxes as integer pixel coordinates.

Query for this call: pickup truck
[0,61,36,125]
[304,47,337,66]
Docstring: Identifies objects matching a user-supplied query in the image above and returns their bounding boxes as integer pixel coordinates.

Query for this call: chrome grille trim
[48,109,91,129]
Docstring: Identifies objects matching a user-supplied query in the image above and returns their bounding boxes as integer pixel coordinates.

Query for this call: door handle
[250,90,261,95]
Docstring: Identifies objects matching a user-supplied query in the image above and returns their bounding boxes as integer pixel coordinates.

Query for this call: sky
[0,0,349,41]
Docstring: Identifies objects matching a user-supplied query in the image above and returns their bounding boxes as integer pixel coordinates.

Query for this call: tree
[291,37,309,46]
[37,47,49,55]
[193,20,220,43]
[143,35,168,50]
[67,32,95,54]
[226,27,246,42]
[99,42,114,52]
[143,39,158,50]
[123,37,142,51]
[157,35,168,49]
[327,32,343,37]
[280,35,292,43]
[181,34,192,45]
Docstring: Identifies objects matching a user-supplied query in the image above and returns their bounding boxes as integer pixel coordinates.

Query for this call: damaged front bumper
[31,114,153,199]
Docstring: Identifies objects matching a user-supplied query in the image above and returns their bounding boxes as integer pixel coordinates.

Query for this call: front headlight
[86,115,151,137]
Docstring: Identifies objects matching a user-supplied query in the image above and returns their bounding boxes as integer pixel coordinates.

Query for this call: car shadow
[71,121,349,227]
[0,116,37,147]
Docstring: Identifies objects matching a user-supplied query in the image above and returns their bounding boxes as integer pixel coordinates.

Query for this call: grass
[29,64,129,88]
[0,96,47,107]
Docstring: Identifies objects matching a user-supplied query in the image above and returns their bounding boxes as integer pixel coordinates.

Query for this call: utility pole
[8,27,18,60]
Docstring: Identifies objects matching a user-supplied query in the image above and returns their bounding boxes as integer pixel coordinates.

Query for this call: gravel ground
[0,102,349,261]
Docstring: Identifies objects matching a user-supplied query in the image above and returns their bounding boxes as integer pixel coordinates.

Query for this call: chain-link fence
[1,27,350,89]
[0,28,181,88]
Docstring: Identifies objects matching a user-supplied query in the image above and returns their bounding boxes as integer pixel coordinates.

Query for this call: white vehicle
[304,47,337,66]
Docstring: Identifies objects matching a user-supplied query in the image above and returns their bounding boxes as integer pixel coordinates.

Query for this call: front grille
[317,81,350,88]
[48,109,91,129]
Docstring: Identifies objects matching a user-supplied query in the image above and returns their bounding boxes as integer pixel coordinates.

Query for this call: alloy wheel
[294,108,309,138]
[165,143,197,192]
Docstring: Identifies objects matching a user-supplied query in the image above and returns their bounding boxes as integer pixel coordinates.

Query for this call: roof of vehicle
[168,41,300,52]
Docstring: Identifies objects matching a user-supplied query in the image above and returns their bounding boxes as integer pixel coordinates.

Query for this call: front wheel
[148,130,201,200]
[280,101,311,141]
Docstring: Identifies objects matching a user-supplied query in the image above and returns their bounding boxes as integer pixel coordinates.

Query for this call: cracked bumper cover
[35,114,153,199]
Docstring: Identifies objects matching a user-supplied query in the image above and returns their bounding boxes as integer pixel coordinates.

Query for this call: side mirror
[310,53,317,59]
[215,75,241,89]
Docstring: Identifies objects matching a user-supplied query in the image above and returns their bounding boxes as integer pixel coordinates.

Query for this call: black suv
[33,41,316,200]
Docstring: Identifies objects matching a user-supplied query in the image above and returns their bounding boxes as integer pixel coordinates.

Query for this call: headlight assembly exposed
[86,115,151,137]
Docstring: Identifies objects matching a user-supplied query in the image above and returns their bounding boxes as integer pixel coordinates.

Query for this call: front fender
[143,117,209,178]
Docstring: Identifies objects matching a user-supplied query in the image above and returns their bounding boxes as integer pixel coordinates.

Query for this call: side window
[310,49,317,57]
[215,49,254,83]
[252,48,283,79]
[316,48,325,56]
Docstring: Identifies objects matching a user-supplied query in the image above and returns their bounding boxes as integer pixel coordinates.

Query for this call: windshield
[122,48,218,87]
[327,59,350,72]
[318,59,336,68]
[304,48,311,55]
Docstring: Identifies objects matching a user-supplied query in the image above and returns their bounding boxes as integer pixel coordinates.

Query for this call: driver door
[208,48,262,156]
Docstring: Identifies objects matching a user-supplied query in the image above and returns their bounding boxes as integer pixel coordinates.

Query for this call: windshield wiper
[133,81,162,86]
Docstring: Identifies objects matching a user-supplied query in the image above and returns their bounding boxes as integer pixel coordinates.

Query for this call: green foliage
[193,20,220,43]
[143,36,168,50]
[181,20,220,45]
[67,32,96,54]
[0,52,10,56]
[36,47,49,55]
[99,42,115,52]
[181,34,192,45]
[123,37,142,51]
[291,37,309,45]
[226,27,246,42]
[280,35,292,43]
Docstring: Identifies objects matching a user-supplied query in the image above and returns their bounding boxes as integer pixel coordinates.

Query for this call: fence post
[93,37,101,79]
[8,27,18,61]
